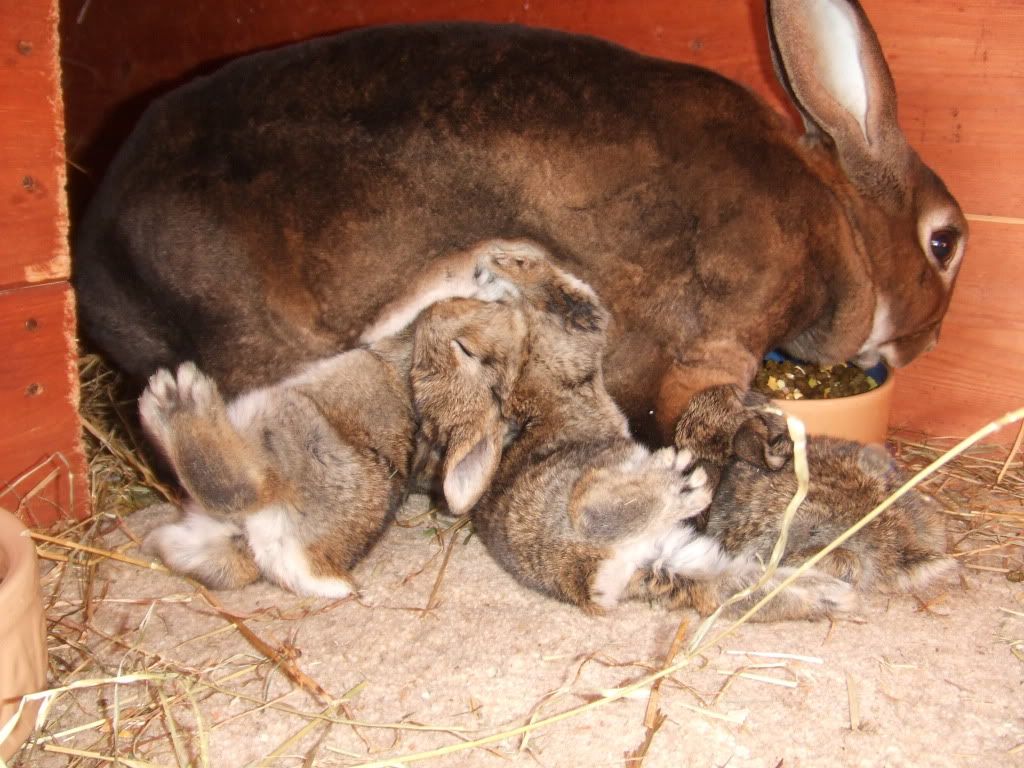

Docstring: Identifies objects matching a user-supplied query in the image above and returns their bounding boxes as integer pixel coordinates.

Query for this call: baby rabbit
[139,332,416,597]
[412,244,856,622]
[138,240,532,596]
[676,391,957,594]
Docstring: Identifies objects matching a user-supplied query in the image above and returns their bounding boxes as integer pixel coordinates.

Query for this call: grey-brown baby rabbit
[139,243,528,596]
[139,335,416,597]
[676,390,958,594]
[412,244,856,621]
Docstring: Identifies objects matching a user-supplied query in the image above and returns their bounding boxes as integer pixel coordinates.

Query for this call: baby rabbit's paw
[732,405,793,471]
[787,571,859,618]
[139,362,225,450]
[675,384,793,472]
[476,238,547,277]
[471,239,548,300]
[655,447,712,518]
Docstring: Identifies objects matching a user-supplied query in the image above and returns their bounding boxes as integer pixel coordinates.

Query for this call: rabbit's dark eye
[928,228,958,268]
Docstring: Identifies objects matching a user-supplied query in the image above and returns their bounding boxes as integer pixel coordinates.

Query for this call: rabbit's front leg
[139,363,277,516]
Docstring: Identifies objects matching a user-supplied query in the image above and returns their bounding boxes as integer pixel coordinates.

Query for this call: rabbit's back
[75,22,832,432]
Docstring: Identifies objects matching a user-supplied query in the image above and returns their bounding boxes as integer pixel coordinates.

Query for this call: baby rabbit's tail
[891,547,960,593]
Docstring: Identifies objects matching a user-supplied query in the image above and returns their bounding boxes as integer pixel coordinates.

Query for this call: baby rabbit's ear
[440,338,508,516]
[768,0,902,171]
[442,416,505,516]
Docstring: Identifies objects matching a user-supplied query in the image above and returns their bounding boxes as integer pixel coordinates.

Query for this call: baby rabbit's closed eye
[411,296,529,515]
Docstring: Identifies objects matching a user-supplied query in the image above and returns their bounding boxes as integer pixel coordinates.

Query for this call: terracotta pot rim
[0,507,47,761]
[0,509,36,611]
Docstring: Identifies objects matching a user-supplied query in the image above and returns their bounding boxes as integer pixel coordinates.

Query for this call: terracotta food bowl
[0,509,47,761]
[756,352,895,445]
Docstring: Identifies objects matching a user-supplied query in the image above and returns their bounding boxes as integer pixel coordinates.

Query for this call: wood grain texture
[0,0,69,288]
[869,1,1024,218]
[0,282,88,525]
[57,0,1024,441]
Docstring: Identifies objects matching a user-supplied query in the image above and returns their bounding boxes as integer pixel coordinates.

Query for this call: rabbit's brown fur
[139,243,532,596]
[140,336,417,597]
[415,245,857,622]
[675,392,957,593]
[75,3,967,452]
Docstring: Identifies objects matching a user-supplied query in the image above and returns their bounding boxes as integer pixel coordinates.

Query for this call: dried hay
[891,424,1024,577]
[3,355,1021,767]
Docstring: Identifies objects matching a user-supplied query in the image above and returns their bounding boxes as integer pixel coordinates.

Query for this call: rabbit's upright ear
[767,0,903,168]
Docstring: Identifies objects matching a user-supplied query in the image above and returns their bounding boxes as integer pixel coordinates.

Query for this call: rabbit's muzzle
[878,324,940,369]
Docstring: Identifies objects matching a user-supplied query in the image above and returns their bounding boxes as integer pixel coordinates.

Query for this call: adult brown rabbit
[414,244,857,621]
[74,1,967,449]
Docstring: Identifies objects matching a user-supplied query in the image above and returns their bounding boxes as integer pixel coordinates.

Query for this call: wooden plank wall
[1,0,88,525]
[58,0,1024,443]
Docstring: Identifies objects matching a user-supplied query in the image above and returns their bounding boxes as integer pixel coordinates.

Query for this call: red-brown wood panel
[0,281,87,525]
[871,1,1024,218]
[58,0,1024,442]
[1,0,69,288]
[59,0,794,202]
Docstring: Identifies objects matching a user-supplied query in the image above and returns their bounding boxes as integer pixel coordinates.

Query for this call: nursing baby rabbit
[139,339,415,597]
[139,255,520,597]
[676,391,957,593]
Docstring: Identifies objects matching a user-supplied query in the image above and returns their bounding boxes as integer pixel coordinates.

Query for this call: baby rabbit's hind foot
[569,447,711,543]
[653,446,712,517]
[143,507,261,590]
[139,362,226,451]
[139,362,272,515]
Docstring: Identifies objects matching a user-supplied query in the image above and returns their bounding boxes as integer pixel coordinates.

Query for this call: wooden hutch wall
[1,0,87,525]
[56,1,1024,446]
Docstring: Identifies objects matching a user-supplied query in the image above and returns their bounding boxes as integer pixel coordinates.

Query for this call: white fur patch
[226,387,273,430]
[244,504,354,598]
[143,503,243,574]
[593,526,734,609]
[855,295,893,367]
[807,0,869,141]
